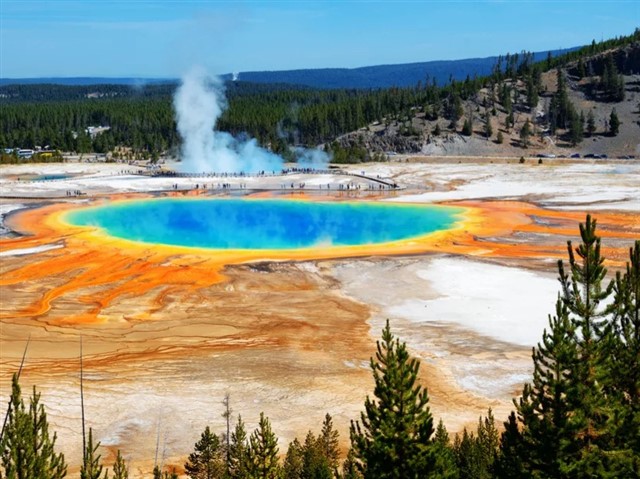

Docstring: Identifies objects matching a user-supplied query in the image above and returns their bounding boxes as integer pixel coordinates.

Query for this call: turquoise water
[66,198,462,250]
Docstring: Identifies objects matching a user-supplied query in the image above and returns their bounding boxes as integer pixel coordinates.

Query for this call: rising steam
[173,66,284,173]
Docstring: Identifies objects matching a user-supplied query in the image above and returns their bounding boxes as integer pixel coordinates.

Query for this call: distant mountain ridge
[0,77,175,86]
[2,48,578,89]
[220,48,578,88]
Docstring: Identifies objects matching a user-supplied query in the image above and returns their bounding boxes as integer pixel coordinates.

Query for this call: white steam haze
[173,66,330,173]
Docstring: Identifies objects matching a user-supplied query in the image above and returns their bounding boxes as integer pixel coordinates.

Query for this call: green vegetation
[185,426,225,479]
[2,216,637,478]
[0,150,65,165]
[350,319,435,478]
[0,374,67,479]
[1,29,637,160]
[609,108,620,136]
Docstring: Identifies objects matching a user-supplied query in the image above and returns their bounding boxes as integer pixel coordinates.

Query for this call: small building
[17,149,34,159]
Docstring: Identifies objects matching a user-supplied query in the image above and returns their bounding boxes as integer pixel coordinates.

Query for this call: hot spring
[64,198,463,250]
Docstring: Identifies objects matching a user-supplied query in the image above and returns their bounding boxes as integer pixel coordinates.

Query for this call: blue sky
[1,0,638,78]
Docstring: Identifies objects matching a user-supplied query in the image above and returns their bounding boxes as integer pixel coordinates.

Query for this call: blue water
[65,198,462,250]
[33,174,71,181]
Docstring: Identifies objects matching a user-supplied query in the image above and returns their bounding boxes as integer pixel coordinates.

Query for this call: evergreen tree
[476,409,499,475]
[568,109,584,146]
[432,123,441,136]
[609,108,620,136]
[519,119,532,148]
[112,450,128,479]
[246,413,280,479]
[586,110,596,137]
[607,241,640,470]
[431,420,458,479]
[184,426,224,479]
[577,58,586,79]
[317,413,340,472]
[283,439,304,479]
[506,111,514,131]
[559,215,635,476]
[350,320,435,479]
[494,412,527,479]
[549,69,573,133]
[301,430,331,479]
[560,217,612,473]
[452,410,498,479]
[81,428,106,479]
[510,215,640,477]
[0,374,67,479]
[600,56,625,101]
[496,131,504,144]
[513,298,577,477]
[484,116,493,139]
[229,415,249,479]
[342,449,363,479]
[462,118,472,136]
[453,429,483,479]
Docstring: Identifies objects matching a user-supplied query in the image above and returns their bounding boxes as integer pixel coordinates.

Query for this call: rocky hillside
[337,42,640,158]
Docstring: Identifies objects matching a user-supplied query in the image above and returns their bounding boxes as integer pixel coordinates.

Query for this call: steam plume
[174,66,330,173]
[173,66,282,173]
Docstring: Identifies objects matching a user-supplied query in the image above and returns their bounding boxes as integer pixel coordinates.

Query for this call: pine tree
[558,215,616,475]
[283,439,303,479]
[496,131,504,144]
[607,241,640,469]
[484,116,493,139]
[318,413,340,472]
[462,118,472,136]
[80,428,106,479]
[350,319,435,479]
[513,299,577,477]
[519,119,531,148]
[342,449,363,479]
[506,111,514,131]
[511,216,639,477]
[577,58,586,80]
[586,110,596,137]
[549,69,574,133]
[452,411,498,479]
[301,430,331,479]
[112,450,128,479]
[229,415,249,479]
[246,413,280,479]
[453,429,483,478]
[184,426,224,479]
[526,74,539,108]
[0,374,67,479]
[609,108,620,136]
[476,409,499,475]
[569,110,584,146]
[494,412,527,479]
[431,420,458,479]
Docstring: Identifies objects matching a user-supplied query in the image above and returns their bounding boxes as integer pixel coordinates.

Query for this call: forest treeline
[1,216,639,478]
[1,29,637,161]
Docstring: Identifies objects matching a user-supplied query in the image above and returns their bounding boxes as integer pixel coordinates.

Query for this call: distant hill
[219,49,578,89]
[2,48,577,90]
[0,77,175,87]
[335,41,640,158]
